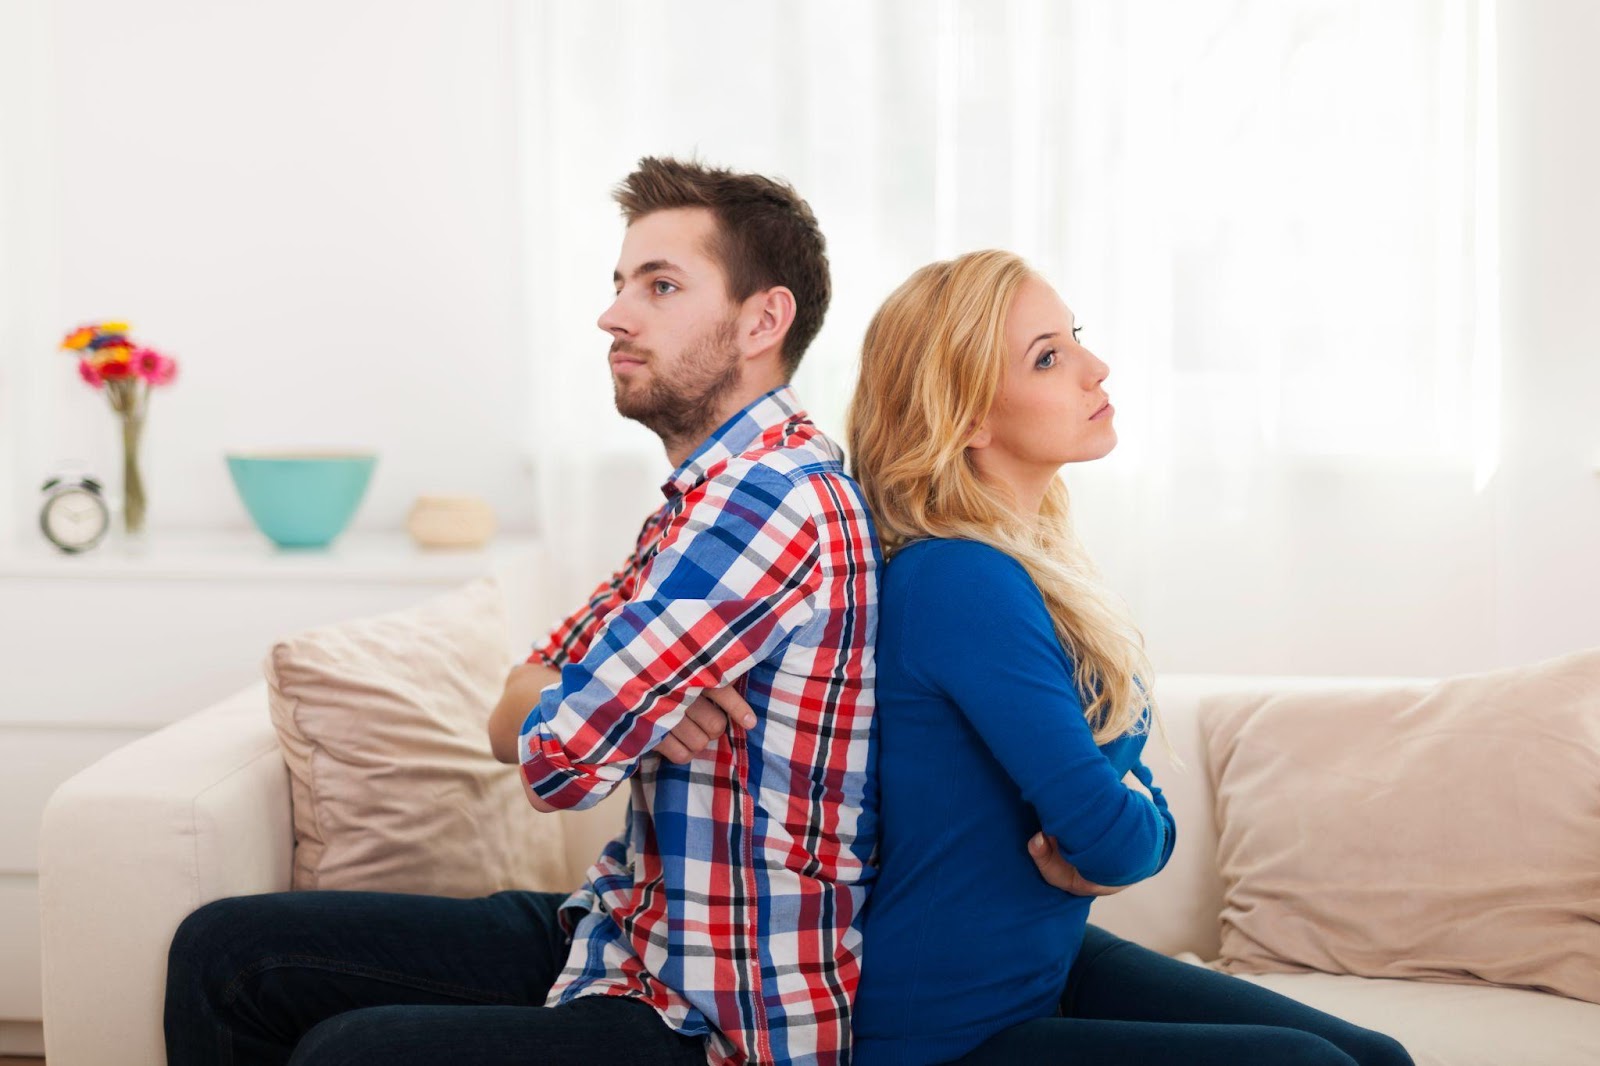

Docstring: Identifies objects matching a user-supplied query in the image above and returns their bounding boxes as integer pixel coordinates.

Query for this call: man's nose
[597,295,633,337]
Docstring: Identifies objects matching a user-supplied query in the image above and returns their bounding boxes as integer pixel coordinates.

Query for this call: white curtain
[513,0,1498,675]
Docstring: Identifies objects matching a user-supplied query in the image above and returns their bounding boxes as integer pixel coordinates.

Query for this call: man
[165,157,879,1066]
[484,157,883,1064]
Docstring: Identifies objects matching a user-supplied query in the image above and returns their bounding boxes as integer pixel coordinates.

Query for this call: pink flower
[133,347,178,386]
[78,359,105,388]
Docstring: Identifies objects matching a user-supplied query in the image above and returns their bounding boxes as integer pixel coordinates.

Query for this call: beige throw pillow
[1201,648,1600,1004]
[264,576,569,897]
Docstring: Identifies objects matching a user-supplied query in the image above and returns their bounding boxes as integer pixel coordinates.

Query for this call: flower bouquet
[61,321,179,535]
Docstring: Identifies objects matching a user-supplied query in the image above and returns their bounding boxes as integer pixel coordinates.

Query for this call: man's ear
[741,286,796,360]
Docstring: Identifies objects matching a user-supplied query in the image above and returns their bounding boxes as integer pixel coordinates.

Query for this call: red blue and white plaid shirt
[519,386,880,1066]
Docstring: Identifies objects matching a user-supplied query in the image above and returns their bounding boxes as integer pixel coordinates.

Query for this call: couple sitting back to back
[165,158,1413,1066]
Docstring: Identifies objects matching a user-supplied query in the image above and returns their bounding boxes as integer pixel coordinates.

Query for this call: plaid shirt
[519,386,880,1066]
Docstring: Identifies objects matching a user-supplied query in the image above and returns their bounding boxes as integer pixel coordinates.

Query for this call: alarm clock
[40,473,110,554]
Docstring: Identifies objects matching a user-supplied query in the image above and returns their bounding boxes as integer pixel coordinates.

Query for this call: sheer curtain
[513,0,1498,674]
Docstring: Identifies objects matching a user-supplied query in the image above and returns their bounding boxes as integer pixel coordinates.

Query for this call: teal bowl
[225,451,378,548]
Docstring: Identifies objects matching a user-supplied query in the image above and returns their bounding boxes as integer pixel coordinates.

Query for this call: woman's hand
[1027,833,1128,896]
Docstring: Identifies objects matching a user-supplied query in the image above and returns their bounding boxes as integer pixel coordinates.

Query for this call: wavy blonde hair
[847,250,1157,744]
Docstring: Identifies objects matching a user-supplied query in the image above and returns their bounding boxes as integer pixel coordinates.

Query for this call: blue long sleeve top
[852,539,1176,1066]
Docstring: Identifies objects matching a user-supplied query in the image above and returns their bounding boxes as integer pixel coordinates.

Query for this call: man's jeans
[163,888,708,1066]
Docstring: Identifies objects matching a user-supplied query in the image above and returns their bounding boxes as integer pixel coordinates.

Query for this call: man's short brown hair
[613,157,831,377]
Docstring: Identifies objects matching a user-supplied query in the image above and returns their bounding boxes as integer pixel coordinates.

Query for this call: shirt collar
[662,385,807,499]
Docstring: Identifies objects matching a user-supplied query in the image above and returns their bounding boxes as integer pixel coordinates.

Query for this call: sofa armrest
[39,681,290,1066]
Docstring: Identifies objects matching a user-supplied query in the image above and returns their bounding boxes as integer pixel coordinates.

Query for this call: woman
[846,250,1412,1066]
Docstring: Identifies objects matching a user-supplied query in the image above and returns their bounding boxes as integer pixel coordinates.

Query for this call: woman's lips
[1090,402,1113,420]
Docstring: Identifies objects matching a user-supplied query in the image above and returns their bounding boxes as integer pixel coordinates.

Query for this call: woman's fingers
[1026,834,1129,896]
[1027,833,1079,890]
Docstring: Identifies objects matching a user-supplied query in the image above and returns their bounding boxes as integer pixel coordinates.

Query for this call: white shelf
[0,528,541,583]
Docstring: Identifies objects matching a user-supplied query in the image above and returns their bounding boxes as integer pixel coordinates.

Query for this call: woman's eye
[1071,326,1084,342]
[1036,348,1057,369]
[653,279,678,295]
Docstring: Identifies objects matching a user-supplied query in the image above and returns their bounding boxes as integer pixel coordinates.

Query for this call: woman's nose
[1085,351,1109,385]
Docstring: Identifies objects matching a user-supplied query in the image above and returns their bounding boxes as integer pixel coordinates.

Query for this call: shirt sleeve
[897,541,1169,887]
[526,511,661,669]
[519,464,823,810]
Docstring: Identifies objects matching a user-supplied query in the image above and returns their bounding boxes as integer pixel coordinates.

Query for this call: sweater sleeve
[895,541,1169,887]
[1131,758,1177,875]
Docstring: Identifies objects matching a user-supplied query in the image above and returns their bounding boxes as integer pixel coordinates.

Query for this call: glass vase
[121,411,147,536]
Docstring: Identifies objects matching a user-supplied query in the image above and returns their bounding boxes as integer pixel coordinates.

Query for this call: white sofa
[38,674,1600,1066]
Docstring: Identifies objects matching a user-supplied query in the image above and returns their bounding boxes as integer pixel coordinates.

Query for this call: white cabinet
[0,531,545,1056]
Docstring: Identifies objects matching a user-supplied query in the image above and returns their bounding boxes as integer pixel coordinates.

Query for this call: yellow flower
[91,347,132,370]
[100,321,130,333]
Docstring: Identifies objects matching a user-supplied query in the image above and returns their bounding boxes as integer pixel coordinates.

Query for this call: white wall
[3,0,1596,676]
[11,0,537,537]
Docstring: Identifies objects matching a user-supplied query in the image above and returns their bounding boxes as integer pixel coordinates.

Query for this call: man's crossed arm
[487,662,759,810]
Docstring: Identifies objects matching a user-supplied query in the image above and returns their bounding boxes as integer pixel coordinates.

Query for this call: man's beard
[611,317,743,448]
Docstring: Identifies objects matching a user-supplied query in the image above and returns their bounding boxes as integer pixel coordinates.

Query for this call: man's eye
[653,279,677,295]
[1036,349,1057,369]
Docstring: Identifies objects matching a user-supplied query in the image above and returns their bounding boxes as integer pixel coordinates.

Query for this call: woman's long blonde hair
[847,250,1156,744]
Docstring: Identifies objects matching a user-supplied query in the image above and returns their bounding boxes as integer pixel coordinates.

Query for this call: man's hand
[657,685,757,764]
[1027,833,1128,897]
[488,661,560,765]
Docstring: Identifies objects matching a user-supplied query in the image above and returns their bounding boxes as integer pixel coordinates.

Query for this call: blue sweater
[852,539,1176,1066]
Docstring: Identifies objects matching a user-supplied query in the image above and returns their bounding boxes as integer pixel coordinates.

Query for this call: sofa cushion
[263,577,568,897]
[1200,648,1600,1005]
[1223,969,1600,1066]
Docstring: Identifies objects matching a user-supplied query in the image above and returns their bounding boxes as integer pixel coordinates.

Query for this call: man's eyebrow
[612,259,687,284]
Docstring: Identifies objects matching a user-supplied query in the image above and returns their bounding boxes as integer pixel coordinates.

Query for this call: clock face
[43,487,110,552]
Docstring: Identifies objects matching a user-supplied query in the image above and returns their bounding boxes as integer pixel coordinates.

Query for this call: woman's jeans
[163,889,707,1066]
[951,925,1414,1066]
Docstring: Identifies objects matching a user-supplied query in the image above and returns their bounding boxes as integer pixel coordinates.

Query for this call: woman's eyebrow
[1029,331,1058,351]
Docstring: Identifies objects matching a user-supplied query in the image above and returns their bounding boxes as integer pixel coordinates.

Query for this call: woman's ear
[966,420,993,450]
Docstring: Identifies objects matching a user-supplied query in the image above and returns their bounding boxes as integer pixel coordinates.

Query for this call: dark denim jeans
[951,925,1414,1066]
[163,889,707,1066]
